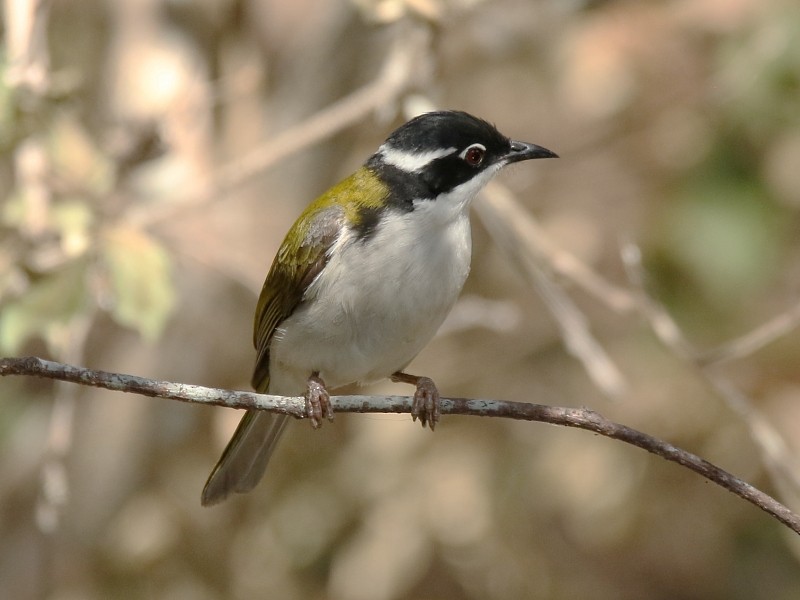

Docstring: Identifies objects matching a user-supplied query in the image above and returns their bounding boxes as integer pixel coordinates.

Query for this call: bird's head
[368,110,557,203]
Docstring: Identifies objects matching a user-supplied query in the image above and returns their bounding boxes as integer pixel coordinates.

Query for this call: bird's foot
[391,372,441,430]
[306,372,334,429]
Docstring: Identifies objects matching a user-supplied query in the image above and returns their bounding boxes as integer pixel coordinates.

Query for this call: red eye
[464,145,485,166]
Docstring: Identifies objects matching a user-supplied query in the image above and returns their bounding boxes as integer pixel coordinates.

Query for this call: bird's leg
[306,372,334,429]
[391,371,441,430]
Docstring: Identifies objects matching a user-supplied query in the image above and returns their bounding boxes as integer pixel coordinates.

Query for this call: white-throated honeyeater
[202,110,557,506]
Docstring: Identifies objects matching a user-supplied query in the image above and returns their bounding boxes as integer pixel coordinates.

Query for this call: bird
[201,110,557,505]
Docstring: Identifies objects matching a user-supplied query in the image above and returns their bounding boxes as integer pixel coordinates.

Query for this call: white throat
[421,162,503,217]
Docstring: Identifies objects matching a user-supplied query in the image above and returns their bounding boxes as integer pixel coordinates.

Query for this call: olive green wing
[201,205,343,506]
[251,166,388,392]
[251,204,344,392]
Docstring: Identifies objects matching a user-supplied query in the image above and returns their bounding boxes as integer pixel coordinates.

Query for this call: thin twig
[706,372,800,495]
[620,241,698,358]
[621,239,800,518]
[479,182,637,313]
[475,183,628,398]
[2,355,798,535]
[697,301,800,366]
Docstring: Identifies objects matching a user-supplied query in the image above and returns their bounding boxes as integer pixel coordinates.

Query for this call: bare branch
[475,183,628,399]
[620,241,698,359]
[2,355,798,535]
[620,240,800,525]
[479,182,636,313]
[128,24,432,230]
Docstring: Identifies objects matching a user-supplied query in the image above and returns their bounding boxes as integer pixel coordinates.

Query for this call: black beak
[505,140,558,164]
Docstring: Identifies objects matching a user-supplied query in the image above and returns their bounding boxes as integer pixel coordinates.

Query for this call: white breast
[268,194,474,394]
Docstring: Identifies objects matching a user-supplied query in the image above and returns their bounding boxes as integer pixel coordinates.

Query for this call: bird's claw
[305,373,333,429]
[391,372,442,430]
[410,376,440,430]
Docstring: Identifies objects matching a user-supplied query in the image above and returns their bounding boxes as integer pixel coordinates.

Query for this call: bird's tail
[201,410,289,506]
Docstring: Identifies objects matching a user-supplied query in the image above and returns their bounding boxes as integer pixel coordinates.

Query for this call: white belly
[268,203,472,395]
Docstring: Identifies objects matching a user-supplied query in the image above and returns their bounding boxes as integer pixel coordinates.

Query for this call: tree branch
[127,23,432,230]
[2,355,798,535]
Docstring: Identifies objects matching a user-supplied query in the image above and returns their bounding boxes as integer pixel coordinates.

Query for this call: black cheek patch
[422,156,480,196]
[367,163,431,212]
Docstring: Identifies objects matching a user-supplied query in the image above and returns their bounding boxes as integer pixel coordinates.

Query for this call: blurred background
[3,0,800,598]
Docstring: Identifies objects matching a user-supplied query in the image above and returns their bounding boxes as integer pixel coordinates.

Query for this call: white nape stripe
[378,144,456,173]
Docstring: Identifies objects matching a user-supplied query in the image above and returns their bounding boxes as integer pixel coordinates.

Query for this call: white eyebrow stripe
[378,144,457,172]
